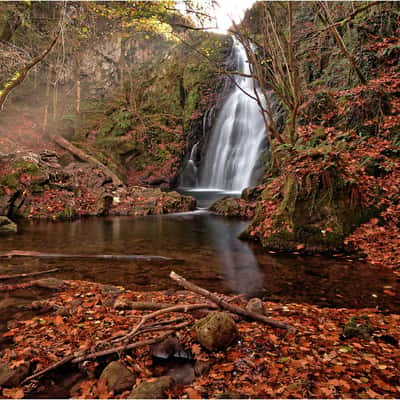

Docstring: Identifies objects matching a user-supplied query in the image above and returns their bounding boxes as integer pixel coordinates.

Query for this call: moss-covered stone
[194,312,238,351]
[342,315,374,340]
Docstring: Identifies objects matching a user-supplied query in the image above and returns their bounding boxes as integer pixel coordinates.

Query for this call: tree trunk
[53,136,124,186]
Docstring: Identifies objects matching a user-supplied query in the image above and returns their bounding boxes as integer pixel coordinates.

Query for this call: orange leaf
[54,315,64,326]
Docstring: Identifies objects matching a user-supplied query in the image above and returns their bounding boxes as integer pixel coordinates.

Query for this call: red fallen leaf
[383,289,396,296]
[2,387,24,399]
[54,315,64,326]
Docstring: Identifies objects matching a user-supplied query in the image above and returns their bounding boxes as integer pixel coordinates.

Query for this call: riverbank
[0,277,399,399]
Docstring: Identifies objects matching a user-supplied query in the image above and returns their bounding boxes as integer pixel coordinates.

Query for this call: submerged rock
[100,361,136,393]
[0,216,17,233]
[194,312,239,351]
[128,376,174,399]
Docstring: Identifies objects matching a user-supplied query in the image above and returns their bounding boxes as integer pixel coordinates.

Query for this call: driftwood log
[0,250,180,263]
[170,271,295,331]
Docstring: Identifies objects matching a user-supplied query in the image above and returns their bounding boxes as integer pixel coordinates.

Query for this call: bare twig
[72,332,173,363]
[170,271,295,331]
[113,303,217,344]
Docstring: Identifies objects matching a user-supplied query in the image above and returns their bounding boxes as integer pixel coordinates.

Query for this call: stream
[1,190,399,315]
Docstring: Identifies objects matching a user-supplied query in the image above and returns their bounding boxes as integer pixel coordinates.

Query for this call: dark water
[1,210,399,313]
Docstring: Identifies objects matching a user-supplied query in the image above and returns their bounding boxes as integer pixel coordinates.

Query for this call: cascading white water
[199,38,267,192]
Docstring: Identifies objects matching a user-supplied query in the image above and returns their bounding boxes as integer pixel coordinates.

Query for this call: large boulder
[129,376,174,399]
[100,361,136,393]
[0,216,17,233]
[194,312,239,351]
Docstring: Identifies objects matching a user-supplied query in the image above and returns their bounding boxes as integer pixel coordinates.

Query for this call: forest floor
[0,278,399,399]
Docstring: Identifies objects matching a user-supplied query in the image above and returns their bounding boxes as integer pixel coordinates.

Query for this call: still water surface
[1,209,399,312]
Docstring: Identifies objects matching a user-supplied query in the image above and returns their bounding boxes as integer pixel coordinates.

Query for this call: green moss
[0,172,19,189]
[342,315,374,340]
[13,160,39,175]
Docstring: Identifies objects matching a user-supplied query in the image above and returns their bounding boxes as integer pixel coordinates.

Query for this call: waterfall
[180,142,199,187]
[199,38,267,193]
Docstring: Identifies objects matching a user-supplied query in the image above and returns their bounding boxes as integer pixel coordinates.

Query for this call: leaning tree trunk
[0,29,60,111]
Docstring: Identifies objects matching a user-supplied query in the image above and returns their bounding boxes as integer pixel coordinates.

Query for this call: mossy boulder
[245,173,369,254]
[209,196,255,218]
[194,312,239,351]
[0,216,17,233]
[128,376,174,399]
[342,315,374,340]
[100,361,136,393]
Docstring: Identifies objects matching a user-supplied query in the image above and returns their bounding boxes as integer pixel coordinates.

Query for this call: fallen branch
[169,271,295,331]
[0,250,179,262]
[22,354,75,384]
[113,303,217,343]
[0,268,58,280]
[128,301,176,311]
[72,332,173,364]
[53,136,123,186]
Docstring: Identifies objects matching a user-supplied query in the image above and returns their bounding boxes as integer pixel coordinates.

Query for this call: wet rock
[209,196,255,218]
[128,376,174,399]
[194,312,239,351]
[0,216,17,234]
[151,336,191,360]
[194,359,212,376]
[0,362,31,387]
[341,315,374,340]
[246,298,265,315]
[34,278,65,290]
[100,361,136,393]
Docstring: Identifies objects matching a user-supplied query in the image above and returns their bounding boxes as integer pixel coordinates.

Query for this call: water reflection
[0,212,399,312]
[205,214,264,295]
